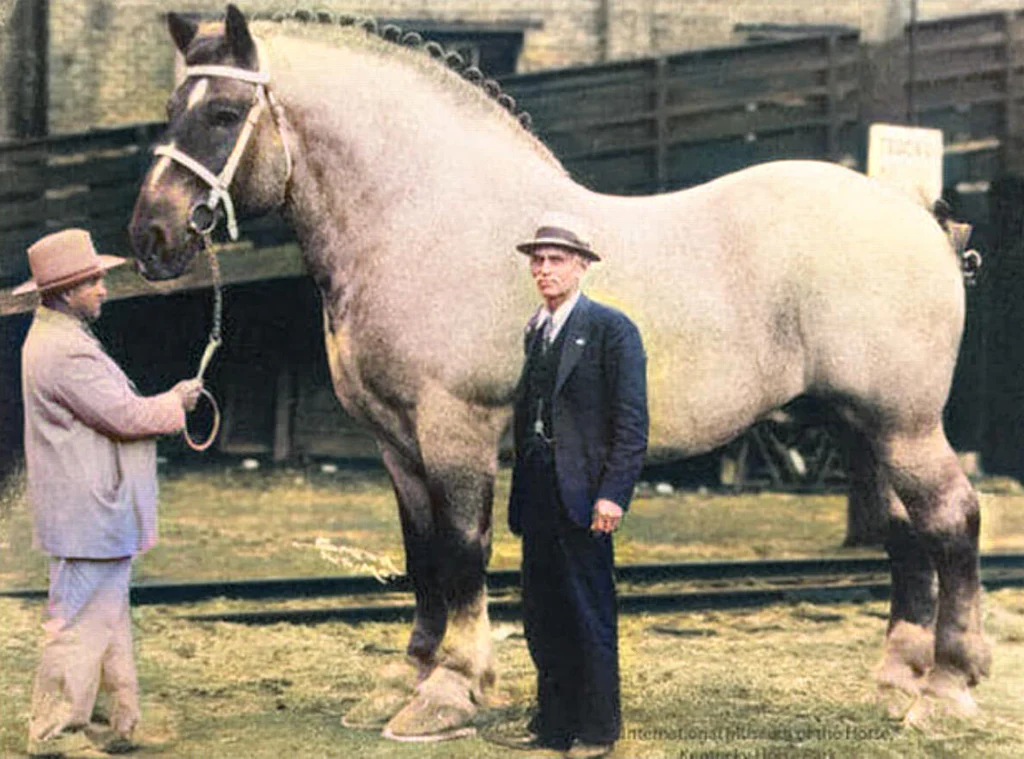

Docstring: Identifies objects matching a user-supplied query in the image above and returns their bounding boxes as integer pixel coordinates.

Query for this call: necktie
[541,317,553,353]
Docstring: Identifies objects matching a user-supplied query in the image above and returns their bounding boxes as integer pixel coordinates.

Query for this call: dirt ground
[2,466,1024,757]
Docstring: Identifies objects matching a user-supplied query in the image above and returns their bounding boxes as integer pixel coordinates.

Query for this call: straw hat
[12,229,126,296]
[516,211,600,261]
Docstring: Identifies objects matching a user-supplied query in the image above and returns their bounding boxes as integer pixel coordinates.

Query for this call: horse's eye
[210,108,242,128]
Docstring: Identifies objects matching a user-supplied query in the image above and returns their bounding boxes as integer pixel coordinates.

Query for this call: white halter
[154,45,292,241]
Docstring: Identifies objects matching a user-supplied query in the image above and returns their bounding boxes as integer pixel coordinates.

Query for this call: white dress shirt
[536,290,581,344]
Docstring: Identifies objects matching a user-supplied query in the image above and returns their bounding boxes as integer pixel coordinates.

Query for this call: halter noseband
[154,48,292,241]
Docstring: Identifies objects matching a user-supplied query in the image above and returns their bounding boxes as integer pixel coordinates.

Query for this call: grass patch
[3,464,1024,590]
[2,592,1024,757]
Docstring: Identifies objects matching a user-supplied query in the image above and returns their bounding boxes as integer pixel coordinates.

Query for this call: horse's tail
[931,198,981,285]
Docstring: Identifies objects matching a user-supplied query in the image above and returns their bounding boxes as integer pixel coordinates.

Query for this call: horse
[128,5,989,740]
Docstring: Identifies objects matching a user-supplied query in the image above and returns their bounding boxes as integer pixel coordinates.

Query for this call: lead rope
[183,232,223,452]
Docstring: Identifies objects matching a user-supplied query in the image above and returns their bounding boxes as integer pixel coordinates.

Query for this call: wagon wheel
[727,419,847,492]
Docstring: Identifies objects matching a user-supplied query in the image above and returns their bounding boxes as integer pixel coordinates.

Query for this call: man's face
[62,275,107,322]
[529,246,588,305]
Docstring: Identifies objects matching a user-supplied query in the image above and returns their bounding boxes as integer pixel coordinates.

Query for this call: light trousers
[29,557,138,743]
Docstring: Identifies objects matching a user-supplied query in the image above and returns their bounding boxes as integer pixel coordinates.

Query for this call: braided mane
[248,8,534,132]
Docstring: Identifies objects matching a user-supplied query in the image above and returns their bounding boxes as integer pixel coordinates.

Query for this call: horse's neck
[268,36,580,312]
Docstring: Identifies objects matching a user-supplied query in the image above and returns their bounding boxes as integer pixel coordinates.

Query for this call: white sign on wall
[867,123,945,205]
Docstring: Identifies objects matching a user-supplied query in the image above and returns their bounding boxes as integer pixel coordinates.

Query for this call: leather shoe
[484,728,569,752]
[565,739,615,758]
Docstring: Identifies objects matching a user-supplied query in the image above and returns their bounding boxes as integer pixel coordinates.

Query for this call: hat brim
[11,255,127,296]
[516,238,601,262]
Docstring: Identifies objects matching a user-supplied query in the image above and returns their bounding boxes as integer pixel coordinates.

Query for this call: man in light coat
[503,212,648,759]
[15,229,203,757]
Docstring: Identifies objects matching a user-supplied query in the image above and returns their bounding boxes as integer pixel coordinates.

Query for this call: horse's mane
[247,9,535,131]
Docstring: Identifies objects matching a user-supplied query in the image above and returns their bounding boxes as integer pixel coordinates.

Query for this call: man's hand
[172,379,204,412]
[590,498,623,534]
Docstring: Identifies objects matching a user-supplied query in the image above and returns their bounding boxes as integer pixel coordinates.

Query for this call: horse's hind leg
[843,426,939,698]
[877,497,938,703]
[880,424,990,714]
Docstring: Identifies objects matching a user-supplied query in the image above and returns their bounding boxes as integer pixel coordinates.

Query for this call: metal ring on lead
[189,201,220,236]
[183,387,221,452]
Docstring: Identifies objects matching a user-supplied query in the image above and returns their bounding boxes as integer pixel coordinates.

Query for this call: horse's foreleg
[380,443,446,677]
[342,440,441,731]
[426,462,495,691]
[382,386,501,741]
[882,425,990,716]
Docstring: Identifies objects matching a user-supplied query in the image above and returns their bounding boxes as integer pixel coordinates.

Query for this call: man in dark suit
[505,212,648,759]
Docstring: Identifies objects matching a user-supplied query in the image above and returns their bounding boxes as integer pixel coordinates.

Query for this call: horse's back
[596,160,964,451]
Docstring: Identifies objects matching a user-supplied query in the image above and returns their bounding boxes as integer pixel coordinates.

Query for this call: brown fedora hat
[516,211,601,261]
[12,229,126,296]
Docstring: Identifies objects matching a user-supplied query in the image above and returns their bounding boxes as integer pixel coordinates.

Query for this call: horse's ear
[225,4,257,65]
[168,12,198,54]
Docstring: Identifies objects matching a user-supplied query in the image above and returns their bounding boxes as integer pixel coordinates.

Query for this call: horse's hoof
[342,661,420,729]
[902,695,933,728]
[957,631,993,684]
[382,667,477,741]
[342,687,411,730]
[879,621,934,680]
[922,667,980,718]
[381,724,477,743]
[876,682,919,721]
[875,656,924,697]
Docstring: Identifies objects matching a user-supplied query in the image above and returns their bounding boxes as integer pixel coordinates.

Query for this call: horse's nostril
[144,224,166,261]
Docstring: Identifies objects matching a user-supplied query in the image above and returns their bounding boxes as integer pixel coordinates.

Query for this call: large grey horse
[128,5,989,740]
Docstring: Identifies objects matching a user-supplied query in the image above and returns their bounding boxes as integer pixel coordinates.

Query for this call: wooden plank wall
[504,32,862,194]
[0,124,163,286]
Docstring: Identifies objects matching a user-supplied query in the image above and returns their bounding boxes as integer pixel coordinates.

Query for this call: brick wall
[28,0,1024,134]
[44,0,603,133]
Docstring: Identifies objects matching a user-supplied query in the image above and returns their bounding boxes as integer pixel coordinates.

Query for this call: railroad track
[7,554,1024,625]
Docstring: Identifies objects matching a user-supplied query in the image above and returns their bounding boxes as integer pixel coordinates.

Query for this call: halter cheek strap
[153,47,292,241]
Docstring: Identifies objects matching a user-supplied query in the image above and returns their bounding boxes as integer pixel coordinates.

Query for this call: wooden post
[597,0,611,63]
[825,34,840,162]
[653,56,668,192]
[907,0,918,124]
[11,0,48,138]
[1004,12,1023,175]
[272,366,294,462]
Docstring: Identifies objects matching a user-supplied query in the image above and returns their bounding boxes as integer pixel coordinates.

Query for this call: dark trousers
[518,443,621,747]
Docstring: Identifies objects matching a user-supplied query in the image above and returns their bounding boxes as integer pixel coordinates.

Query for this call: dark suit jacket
[509,295,649,535]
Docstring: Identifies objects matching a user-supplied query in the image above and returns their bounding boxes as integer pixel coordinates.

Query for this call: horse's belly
[646,381,783,456]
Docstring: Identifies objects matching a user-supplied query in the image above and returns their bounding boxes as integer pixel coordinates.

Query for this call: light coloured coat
[21,307,185,558]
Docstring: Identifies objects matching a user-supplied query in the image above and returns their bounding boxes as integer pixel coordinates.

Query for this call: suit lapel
[554,295,591,396]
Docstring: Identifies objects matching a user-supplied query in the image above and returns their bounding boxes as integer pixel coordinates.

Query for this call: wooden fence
[504,31,863,195]
[0,124,163,287]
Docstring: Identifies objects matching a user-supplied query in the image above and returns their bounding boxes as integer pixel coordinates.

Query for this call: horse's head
[129,4,290,280]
